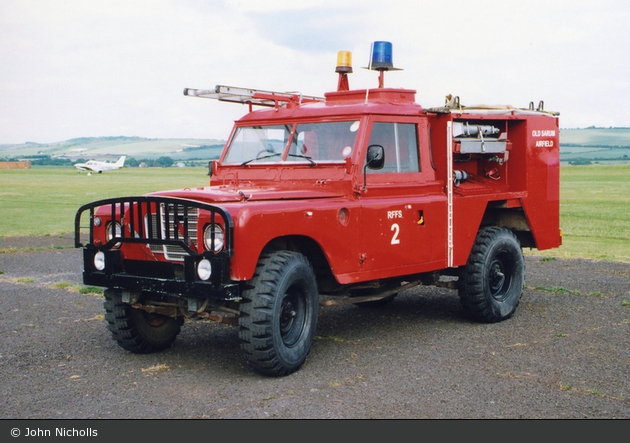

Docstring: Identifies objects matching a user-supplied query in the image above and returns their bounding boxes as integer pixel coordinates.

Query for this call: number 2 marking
[391,223,400,245]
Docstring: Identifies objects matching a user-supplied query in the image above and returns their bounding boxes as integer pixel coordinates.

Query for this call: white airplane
[74,156,126,174]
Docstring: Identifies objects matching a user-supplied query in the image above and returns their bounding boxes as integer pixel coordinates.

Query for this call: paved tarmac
[0,239,628,419]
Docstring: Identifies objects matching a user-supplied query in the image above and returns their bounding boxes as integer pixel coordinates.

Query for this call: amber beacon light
[336,50,353,91]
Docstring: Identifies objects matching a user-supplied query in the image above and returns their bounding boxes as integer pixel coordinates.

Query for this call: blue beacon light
[365,41,402,88]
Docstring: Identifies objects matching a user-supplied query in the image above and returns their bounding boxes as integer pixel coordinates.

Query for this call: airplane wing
[74,164,103,173]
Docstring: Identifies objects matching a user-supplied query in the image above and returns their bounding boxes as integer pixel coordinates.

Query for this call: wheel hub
[280,300,297,333]
[489,260,506,295]
[144,312,169,328]
[278,289,308,347]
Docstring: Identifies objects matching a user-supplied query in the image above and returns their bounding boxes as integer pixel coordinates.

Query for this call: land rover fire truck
[75,42,561,376]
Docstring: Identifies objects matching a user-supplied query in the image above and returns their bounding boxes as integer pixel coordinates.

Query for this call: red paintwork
[141,87,561,285]
[428,111,561,265]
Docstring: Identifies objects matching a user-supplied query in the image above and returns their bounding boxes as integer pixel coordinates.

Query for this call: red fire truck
[75,42,561,376]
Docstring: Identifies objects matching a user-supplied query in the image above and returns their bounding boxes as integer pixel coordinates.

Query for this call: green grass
[79,286,104,295]
[0,167,209,236]
[2,164,629,263]
[524,164,630,262]
[532,286,580,295]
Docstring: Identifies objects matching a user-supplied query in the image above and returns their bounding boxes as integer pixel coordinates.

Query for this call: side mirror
[207,160,217,177]
[366,144,384,170]
[362,145,385,193]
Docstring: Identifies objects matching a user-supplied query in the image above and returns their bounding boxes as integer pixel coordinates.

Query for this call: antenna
[364,42,374,104]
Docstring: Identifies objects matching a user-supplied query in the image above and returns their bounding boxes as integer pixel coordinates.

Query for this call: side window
[367,122,420,173]
[289,121,359,162]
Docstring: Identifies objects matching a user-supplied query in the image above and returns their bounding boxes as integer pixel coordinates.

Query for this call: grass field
[0,167,209,237]
[525,164,630,262]
[1,165,629,262]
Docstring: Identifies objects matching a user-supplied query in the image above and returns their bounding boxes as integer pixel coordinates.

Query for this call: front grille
[147,204,199,261]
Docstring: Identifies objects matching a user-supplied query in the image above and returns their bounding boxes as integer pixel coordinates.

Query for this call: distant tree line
[128,156,175,168]
[582,126,630,129]
[562,143,630,149]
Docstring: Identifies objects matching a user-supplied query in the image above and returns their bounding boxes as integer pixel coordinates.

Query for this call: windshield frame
[220,119,361,166]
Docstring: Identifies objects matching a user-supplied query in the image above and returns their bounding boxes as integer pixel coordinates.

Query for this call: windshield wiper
[287,153,316,166]
[240,152,316,166]
[240,152,281,166]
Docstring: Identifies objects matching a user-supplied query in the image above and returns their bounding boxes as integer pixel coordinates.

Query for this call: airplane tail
[115,156,126,167]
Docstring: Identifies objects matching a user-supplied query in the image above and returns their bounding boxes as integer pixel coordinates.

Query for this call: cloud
[1,0,630,144]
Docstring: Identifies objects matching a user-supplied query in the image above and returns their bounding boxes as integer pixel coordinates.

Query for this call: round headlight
[106,221,122,241]
[203,224,224,253]
[94,251,106,271]
[197,259,212,281]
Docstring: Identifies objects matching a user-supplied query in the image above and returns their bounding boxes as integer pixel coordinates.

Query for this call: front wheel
[238,251,319,377]
[458,227,524,323]
[104,289,183,353]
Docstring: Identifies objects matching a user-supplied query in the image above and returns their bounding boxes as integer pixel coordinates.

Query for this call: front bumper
[81,247,240,300]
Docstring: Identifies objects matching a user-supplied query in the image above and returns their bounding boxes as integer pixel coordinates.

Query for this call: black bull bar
[74,196,239,300]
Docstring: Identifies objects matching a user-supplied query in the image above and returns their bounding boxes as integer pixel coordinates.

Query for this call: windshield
[222,121,360,165]
[223,125,290,165]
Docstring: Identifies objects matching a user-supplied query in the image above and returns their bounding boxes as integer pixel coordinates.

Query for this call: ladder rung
[184,85,324,107]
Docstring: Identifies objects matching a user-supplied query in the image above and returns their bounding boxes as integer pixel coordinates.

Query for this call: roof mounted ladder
[184,85,324,111]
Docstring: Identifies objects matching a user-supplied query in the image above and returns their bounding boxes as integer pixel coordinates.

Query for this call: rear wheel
[104,289,183,353]
[458,227,524,323]
[238,251,319,377]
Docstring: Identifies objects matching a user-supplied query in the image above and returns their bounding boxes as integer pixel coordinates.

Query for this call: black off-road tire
[104,289,184,353]
[238,251,319,377]
[458,227,524,323]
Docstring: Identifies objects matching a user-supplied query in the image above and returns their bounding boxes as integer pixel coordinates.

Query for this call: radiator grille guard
[75,196,233,259]
[147,204,199,261]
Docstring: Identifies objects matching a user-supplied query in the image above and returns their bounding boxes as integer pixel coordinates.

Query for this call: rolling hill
[0,136,226,163]
[558,127,630,164]
[2,128,630,165]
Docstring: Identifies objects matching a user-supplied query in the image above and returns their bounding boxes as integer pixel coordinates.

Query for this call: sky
[1,0,629,144]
